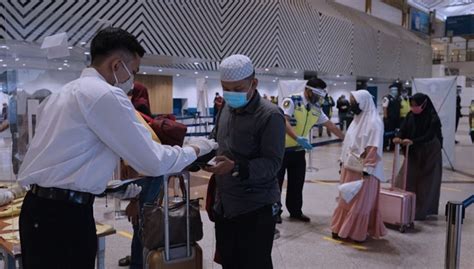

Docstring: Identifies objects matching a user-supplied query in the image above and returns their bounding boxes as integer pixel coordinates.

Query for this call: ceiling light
[84,51,90,55]
[194,62,199,65]
[205,76,209,79]
[80,41,86,45]
[158,69,163,72]
[63,63,68,66]
[337,74,341,78]
[15,58,20,62]
[58,67,62,70]
[0,46,9,49]
[272,80,276,82]
[22,63,26,66]
[294,71,298,74]
[194,71,199,75]
[333,83,337,86]
[143,72,147,75]
[64,60,68,63]
[2,64,7,67]
[265,68,269,72]
[176,74,180,77]
[369,78,373,81]
[0,59,3,62]
[405,81,410,85]
[343,82,347,85]
[68,46,73,50]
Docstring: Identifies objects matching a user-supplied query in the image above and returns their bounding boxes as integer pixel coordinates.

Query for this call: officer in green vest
[276,78,344,223]
[399,88,410,124]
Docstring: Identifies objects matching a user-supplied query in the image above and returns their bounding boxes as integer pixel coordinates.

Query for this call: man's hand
[296,136,313,150]
[125,200,140,225]
[392,137,401,144]
[203,155,235,175]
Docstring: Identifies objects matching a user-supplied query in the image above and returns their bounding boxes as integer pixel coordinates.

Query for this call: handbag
[141,184,203,250]
[343,151,365,173]
[338,179,364,203]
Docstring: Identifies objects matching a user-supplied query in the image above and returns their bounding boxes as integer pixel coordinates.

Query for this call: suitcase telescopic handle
[391,144,410,190]
[163,171,191,262]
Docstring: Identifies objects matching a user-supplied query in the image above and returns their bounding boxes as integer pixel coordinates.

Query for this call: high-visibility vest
[285,95,321,148]
[400,98,410,118]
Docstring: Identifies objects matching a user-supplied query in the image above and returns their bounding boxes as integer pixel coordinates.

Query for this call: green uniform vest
[400,98,410,118]
[285,95,321,148]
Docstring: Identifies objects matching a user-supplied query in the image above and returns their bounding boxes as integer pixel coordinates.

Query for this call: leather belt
[30,184,95,206]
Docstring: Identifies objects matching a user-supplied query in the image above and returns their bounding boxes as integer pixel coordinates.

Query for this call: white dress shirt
[18,68,197,194]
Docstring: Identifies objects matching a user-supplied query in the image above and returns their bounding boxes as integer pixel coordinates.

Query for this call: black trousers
[215,205,276,269]
[277,150,306,216]
[19,191,97,269]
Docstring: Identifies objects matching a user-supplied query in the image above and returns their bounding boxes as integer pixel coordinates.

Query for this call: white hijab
[341,90,385,182]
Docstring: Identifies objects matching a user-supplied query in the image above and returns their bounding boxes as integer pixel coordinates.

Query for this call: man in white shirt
[18,27,217,269]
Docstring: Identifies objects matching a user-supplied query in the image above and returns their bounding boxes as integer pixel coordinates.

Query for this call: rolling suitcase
[379,144,416,233]
[145,172,203,269]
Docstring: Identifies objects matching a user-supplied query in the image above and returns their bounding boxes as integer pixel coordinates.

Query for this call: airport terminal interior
[0,0,474,268]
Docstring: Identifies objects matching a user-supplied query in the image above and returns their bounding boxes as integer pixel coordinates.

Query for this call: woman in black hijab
[393,93,442,220]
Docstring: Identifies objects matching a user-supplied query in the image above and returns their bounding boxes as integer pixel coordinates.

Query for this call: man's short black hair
[90,27,145,64]
[307,78,326,89]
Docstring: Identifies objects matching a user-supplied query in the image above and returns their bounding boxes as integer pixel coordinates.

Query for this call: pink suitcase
[379,144,416,233]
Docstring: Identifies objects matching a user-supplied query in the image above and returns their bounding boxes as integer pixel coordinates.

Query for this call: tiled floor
[0,119,473,268]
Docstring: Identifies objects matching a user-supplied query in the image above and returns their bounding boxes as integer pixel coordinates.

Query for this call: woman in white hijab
[331,90,387,243]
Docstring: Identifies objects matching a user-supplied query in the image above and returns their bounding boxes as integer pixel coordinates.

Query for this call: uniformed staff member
[276,78,344,223]
[17,27,217,269]
[399,88,410,124]
[382,84,401,151]
[205,54,285,268]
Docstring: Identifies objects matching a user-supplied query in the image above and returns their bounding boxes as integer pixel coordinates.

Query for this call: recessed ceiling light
[64,60,68,63]
[84,51,90,55]
[2,64,7,67]
[176,74,180,77]
[272,80,276,82]
[369,78,373,81]
[15,58,20,62]
[22,63,26,66]
[343,82,347,85]
[143,72,147,75]
[333,83,337,86]
[294,71,298,74]
[194,62,199,65]
[0,46,9,49]
[63,63,68,66]
[0,59,3,62]
[265,68,269,72]
[158,69,163,72]
[194,71,198,75]
[205,76,209,79]
[405,81,410,85]
[337,74,341,78]
[58,67,63,70]
[80,41,86,45]
[68,46,73,50]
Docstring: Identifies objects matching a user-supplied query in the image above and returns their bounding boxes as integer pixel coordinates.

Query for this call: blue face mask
[223,82,252,108]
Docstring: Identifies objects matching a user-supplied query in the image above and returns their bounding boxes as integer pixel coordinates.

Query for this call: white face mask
[113,61,134,94]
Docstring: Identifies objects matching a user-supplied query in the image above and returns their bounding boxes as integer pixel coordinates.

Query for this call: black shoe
[331,232,341,240]
[289,214,311,222]
[275,214,282,224]
[118,256,131,267]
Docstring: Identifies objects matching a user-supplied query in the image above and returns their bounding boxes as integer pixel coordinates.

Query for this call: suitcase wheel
[399,225,406,233]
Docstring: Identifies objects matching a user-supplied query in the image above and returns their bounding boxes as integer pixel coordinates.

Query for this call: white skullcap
[220,54,254,82]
